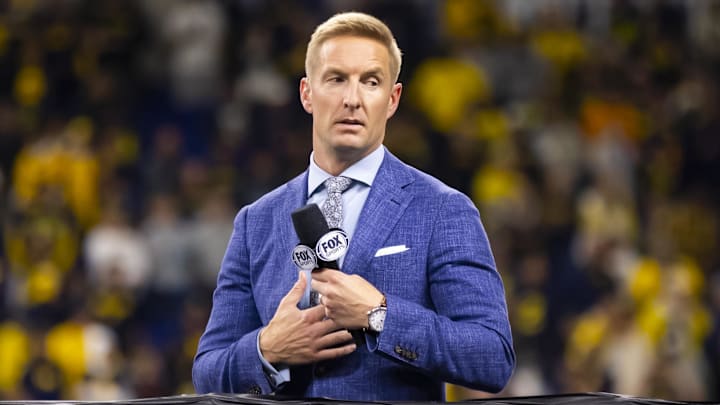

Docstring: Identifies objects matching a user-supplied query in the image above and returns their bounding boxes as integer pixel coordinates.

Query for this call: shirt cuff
[365,329,382,352]
[256,330,291,389]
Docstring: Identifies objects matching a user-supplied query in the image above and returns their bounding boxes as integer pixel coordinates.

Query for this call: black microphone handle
[291,204,365,346]
[318,259,339,270]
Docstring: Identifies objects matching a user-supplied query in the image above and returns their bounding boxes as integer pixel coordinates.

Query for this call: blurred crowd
[0,0,719,402]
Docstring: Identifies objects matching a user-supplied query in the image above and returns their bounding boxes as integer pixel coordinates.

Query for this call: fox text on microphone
[291,244,318,271]
[315,229,348,262]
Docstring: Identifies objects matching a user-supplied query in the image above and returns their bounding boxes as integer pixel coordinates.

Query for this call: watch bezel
[368,306,387,332]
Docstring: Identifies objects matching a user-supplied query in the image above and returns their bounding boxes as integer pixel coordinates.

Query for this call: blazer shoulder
[240,171,306,218]
[385,152,462,198]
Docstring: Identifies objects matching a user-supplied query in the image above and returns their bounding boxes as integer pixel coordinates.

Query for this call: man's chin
[329,142,367,159]
[330,134,362,150]
[332,143,362,155]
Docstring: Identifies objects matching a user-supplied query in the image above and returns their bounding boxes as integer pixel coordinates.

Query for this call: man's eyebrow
[321,67,386,78]
[362,68,385,78]
[321,68,347,78]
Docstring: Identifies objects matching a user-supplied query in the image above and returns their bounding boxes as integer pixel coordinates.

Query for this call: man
[193,12,515,401]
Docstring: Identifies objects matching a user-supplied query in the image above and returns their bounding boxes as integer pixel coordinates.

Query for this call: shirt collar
[307,145,385,198]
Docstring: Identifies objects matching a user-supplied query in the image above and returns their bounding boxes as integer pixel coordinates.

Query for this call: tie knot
[324,176,352,194]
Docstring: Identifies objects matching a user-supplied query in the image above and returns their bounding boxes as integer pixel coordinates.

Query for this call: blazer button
[247,385,261,395]
[394,345,405,356]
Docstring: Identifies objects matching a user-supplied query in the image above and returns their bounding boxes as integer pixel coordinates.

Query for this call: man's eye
[366,79,379,86]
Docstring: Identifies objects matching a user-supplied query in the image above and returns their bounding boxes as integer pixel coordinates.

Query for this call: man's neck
[313,147,378,176]
[314,159,354,176]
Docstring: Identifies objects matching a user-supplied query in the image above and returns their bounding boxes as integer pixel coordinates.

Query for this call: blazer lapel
[280,171,310,253]
[343,151,414,275]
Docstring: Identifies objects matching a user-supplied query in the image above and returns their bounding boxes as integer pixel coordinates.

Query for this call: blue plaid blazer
[193,150,515,401]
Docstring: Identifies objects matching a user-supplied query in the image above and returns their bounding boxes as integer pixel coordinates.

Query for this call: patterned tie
[321,176,352,228]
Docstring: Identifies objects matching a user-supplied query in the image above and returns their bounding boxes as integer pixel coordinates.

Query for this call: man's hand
[311,269,385,330]
[259,272,356,365]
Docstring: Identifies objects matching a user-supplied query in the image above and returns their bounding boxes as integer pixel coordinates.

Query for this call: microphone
[291,203,364,345]
[291,204,348,270]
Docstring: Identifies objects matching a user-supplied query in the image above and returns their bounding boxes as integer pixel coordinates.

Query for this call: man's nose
[343,81,361,109]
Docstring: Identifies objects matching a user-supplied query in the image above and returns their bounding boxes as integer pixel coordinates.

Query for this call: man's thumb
[286,271,307,303]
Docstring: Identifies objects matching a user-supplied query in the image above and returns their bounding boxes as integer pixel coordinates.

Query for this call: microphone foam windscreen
[291,204,330,246]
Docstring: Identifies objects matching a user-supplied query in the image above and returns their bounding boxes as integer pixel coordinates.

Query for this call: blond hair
[305,12,403,83]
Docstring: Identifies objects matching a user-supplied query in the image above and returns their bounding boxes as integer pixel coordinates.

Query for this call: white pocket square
[374,245,409,257]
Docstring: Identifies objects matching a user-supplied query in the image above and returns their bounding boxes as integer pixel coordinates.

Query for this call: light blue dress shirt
[307,145,386,252]
[258,146,386,389]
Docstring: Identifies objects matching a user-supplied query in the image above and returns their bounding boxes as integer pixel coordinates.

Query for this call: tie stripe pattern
[322,176,352,228]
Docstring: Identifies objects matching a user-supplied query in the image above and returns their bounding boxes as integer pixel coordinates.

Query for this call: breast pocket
[368,245,428,303]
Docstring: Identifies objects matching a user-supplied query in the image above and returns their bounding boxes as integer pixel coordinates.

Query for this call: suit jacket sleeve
[192,207,271,394]
[369,191,515,393]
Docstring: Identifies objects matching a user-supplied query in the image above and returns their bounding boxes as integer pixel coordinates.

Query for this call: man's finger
[314,342,357,362]
[315,329,355,349]
[281,271,307,306]
[302,303,327,322]
[310,268,337,283]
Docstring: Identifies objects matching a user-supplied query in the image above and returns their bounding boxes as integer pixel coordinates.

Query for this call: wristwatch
[367,295,387,333]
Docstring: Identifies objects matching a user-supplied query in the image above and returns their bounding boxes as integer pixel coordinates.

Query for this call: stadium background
[0,0,719,401]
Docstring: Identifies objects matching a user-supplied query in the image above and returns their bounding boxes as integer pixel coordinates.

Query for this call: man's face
[300,36,402,169]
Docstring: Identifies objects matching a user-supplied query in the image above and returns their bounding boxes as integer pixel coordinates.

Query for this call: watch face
[369,307,386,332]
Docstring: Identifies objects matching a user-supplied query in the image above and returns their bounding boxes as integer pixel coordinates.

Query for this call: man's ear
[299,77,312,114]
[386,82,403,119]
